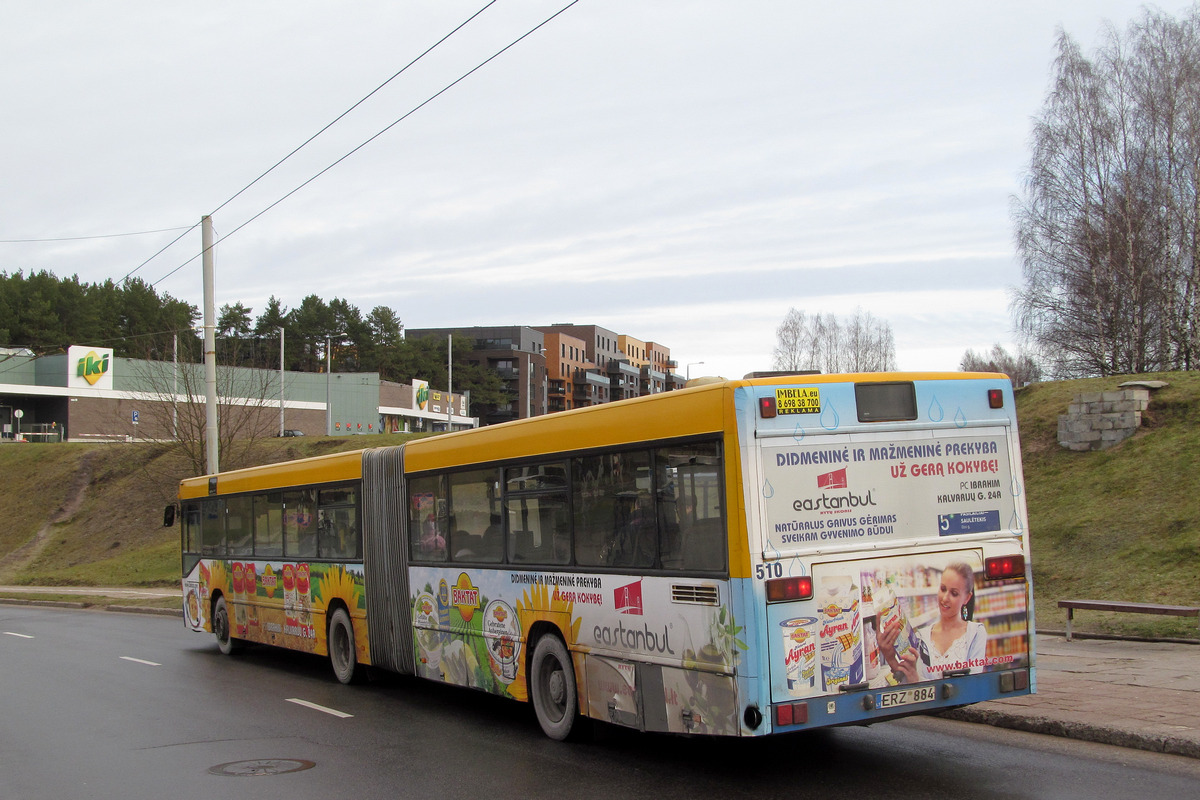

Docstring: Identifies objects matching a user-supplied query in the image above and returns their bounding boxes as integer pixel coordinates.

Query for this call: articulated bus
[174,372,1034,739]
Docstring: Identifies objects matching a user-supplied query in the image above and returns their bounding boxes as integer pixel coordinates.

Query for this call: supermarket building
[0,346,473,443]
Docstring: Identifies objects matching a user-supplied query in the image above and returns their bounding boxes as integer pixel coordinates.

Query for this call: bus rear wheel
[328,608,360,684]
[213,595,241,655]
[530,634,582,741]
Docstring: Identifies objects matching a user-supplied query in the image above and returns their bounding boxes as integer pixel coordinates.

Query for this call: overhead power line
[0,225,193,244]
[3,3,499,282]
[146,0,502,286]
[153,0,581,287]
[207,0,500,221]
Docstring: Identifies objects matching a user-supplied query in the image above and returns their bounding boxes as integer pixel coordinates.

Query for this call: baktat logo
[76,350,110,385]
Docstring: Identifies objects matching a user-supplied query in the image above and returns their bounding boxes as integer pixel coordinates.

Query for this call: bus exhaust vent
[671,584,719,606]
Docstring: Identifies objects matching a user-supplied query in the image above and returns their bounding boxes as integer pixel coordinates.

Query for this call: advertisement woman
[879,561,986,683]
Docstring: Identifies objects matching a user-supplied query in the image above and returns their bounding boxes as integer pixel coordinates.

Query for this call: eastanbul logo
[792,490,877,512]
[592,619,676,654]
[76,350,110,386]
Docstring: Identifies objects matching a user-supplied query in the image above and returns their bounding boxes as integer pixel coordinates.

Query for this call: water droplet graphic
[928,396,945,422]
[1009,509,1024,532]
[1010,476,1023,498]
[763,477,775,499]
[954,408,968,428]
[820,403,841,431]
[792,423,805,443]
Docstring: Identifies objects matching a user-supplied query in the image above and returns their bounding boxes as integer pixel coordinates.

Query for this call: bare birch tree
[127,355,282,475]
[772,308,896,374]
[1014,6,1200,376]
[959,344,1042,387]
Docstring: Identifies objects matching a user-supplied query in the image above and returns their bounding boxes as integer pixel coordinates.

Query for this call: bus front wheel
[530,634,581,741]
[213,595,240,655]
[328,608,360,684]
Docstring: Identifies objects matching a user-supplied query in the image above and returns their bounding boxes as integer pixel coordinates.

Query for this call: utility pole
[447,334,453,432]
[202,215,219,474]
[278,327,285,437]
[172,332,178,440]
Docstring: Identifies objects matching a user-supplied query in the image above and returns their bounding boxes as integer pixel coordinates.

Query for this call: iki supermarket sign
[68,346,114,390]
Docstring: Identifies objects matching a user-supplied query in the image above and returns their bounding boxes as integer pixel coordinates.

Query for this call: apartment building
[408,323,686,423]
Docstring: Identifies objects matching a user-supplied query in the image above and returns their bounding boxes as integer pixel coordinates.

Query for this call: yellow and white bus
[175,372,1034,739]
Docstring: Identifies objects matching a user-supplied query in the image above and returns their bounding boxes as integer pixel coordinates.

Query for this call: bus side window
[283,489,317,559]
[254,492,284,557]
[201,499,225,556]
[225,495,254,556]
[657,442,726,573]
[448,469,501,563]
[317,487,360,560]
[183,503,202,554]
[409,475,447,561]
[573,451,654,569]
[505,463,569,565]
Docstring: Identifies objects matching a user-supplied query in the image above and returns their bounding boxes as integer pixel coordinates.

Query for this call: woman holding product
[878,561,987,683]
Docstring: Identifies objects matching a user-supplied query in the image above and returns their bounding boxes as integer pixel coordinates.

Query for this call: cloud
[1,0,1151,382]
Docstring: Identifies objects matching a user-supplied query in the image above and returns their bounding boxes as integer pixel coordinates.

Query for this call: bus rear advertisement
[173,372,1033,739]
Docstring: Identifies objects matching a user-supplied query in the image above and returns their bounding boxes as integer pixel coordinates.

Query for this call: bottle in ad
[818,575,863,692]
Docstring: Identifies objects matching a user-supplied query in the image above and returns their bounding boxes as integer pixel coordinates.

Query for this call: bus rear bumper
[769,667,1034,733]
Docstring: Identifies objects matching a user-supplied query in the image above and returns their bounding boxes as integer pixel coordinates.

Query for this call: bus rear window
[855,382,917,422]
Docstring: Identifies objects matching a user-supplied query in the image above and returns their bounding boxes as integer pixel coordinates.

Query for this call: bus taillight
[985,554,1025,581]
[774,701,808,727]
[766,575,813,602]
[988,389,1004,408]
[759,396,777,418]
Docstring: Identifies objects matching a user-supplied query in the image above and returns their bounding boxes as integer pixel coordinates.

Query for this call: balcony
[606,359,640,378]
[573,368,610,388]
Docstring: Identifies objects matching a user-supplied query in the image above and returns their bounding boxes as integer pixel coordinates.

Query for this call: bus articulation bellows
[171,372,1034,739]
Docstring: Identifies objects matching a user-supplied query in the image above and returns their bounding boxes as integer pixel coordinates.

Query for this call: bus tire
[213,595,241,655]
[328,607,360,685]
[530,634,580,741]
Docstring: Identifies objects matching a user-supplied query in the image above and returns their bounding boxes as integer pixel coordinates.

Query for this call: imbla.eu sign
[76,351,110,386]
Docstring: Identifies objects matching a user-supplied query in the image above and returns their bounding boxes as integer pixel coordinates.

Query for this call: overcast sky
[0,1,1167,381]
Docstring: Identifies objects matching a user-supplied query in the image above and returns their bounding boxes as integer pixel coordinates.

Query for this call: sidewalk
[2,587,1197,757]
[945,633,1200,758]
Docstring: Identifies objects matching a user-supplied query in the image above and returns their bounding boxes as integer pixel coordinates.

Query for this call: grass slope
[0,436,375,592]
[2,375,1197,637]
[1018,371,1200,638]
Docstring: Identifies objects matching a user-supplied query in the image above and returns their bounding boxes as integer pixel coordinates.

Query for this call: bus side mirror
[163,504,176,528]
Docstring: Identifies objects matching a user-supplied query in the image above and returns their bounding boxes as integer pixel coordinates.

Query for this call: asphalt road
[2,605,1198,800]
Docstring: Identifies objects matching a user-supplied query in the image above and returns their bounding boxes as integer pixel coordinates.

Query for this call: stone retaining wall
[1057,388,1150,451]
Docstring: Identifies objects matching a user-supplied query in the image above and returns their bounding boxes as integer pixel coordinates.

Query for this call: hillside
[1015,371,1200,638]
[2,373,1198,636]
[0,436,371,594]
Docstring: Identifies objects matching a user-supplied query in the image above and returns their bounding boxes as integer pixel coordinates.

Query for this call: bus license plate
[878,685,937,709]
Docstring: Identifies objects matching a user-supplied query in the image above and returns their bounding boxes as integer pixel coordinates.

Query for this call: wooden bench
[1058,599,1200,641]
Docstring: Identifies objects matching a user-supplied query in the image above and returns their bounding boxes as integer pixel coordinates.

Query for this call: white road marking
[3,632,34,639]
[120,656,162,666]
[286,698,354,719]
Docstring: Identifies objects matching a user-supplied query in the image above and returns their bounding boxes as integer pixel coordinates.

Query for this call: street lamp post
[687,361,705,380]
[325,334,332,436]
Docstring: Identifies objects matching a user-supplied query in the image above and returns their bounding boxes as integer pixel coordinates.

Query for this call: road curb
[942,707,1200,759]
[105,604,183,617]
[0,597,87,610]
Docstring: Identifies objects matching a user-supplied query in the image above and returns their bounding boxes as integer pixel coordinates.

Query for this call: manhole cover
[208,759,316,777]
